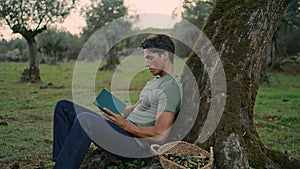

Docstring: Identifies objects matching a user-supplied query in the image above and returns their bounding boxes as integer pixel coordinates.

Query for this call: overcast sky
[0,0,183,40]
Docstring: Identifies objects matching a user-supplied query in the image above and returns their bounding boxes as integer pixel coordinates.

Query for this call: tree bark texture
[99,33,120,71]
[17,27,46,82]
[183,0,299,168]
[21,37,41,82]
[99,46,120,71]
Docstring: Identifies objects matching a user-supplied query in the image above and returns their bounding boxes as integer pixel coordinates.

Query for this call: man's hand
[121,100,141,118]
[103,107,127,128]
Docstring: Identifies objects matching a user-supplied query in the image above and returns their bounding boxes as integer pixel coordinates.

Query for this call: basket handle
[150,144,161,155]
[150,141,182,155]
[209,146,214,163]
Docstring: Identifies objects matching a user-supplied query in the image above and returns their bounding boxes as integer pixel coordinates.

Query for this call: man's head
[141,34,175,76]
[141,34,175,63]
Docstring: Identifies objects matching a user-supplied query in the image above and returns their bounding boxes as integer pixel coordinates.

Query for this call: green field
[0,61,299,168]
[254,69,300,157]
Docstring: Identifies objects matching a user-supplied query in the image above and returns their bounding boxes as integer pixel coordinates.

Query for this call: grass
[0,62,74,168]
[254,70,300,158]
[0,61,299,168]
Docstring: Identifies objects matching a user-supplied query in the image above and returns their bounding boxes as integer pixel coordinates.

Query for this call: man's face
[144,49,166,76]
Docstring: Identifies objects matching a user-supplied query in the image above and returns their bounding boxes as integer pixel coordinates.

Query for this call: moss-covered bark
[182,0,300,168]
[80,146,162,169]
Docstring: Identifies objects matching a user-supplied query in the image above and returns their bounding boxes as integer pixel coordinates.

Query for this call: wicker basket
[150,141,213,169]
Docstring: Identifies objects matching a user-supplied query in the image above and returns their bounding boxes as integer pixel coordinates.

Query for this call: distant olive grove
[0,0,298,77]
[0,29,81,63]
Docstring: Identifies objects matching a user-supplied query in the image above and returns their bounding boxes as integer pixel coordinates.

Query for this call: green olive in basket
[162,154,209,168]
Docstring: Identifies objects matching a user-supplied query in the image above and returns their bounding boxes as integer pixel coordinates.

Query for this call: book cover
[93,88,127,114]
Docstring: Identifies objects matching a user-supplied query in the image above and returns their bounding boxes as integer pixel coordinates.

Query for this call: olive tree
[81,0,131,70]
[182,0,300,168]
[0,0,77,82]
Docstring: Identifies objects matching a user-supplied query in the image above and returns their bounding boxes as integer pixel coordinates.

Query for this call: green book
[93,88,127,114]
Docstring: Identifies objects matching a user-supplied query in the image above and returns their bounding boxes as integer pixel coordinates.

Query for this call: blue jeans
[52,100,146,169]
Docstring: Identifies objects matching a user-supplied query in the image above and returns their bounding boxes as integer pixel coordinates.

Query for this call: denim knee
[55,100,73,108]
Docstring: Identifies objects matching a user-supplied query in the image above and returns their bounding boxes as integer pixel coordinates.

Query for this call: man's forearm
[122,122,170,144]
[122,111,174,144]
[122,100,140,118]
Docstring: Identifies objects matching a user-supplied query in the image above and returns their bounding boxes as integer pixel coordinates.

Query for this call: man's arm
[104,108,175,144]
[121,100,140,118]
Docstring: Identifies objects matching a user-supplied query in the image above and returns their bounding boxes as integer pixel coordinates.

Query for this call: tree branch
[35,1,47,31]
[4,17,13,30]
[34,25,47,36]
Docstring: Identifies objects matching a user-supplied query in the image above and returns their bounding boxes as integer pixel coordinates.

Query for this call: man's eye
[146,56,153,60]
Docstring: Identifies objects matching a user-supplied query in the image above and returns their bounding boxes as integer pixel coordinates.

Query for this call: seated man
[52,34,182,169]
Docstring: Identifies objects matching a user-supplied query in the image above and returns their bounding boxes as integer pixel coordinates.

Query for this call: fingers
[103,107,124,124]
[103,107,114,116]
[104,114,116,122]
[103,108,115,120]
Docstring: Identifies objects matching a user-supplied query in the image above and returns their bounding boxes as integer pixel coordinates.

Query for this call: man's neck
[160,64,174,77]
[159,71,174,77]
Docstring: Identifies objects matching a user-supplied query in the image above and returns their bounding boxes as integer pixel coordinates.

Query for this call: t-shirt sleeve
[157,82,181,113]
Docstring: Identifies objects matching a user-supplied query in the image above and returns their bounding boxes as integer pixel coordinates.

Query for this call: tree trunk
[99,33,120,71]
[270,36,283,71]
[80,146,162,169]
[260,43,270,84]
[99,45,120,71]
[13,26,46,82]
[21,37,41,82]
[182,0,299,168]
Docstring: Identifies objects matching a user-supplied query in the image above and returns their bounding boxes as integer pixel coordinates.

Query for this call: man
[52,34,182,169]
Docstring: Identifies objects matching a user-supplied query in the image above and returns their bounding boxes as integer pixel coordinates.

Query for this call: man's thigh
[77,112,145,157]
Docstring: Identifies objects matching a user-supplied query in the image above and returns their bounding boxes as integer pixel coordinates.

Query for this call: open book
[93,88,127,114]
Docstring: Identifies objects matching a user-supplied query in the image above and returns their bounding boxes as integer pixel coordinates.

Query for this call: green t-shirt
[126,72,182,148]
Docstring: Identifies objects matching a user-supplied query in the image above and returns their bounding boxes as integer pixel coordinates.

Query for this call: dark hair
[141,34,175,63]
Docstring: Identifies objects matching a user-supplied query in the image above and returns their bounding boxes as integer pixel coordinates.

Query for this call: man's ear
[162,51,169,62]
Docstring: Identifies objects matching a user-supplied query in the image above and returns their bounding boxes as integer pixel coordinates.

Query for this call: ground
[0,61,299,168]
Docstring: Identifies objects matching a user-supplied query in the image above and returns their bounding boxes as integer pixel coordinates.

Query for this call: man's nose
[145,60,151,67]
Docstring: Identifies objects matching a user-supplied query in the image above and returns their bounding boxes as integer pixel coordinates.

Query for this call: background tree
[37,28,70,64]
[172,0,214,58]
[0,38,28,62]
[81,0,131,70]
[64,33,82,61]
[0,39,8,61]
[0,0,77,82]
[181,0,214,29]
[274,0,300,65]
[180,0,300,168]
[10,38,28,62]
[260,0,299,83]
